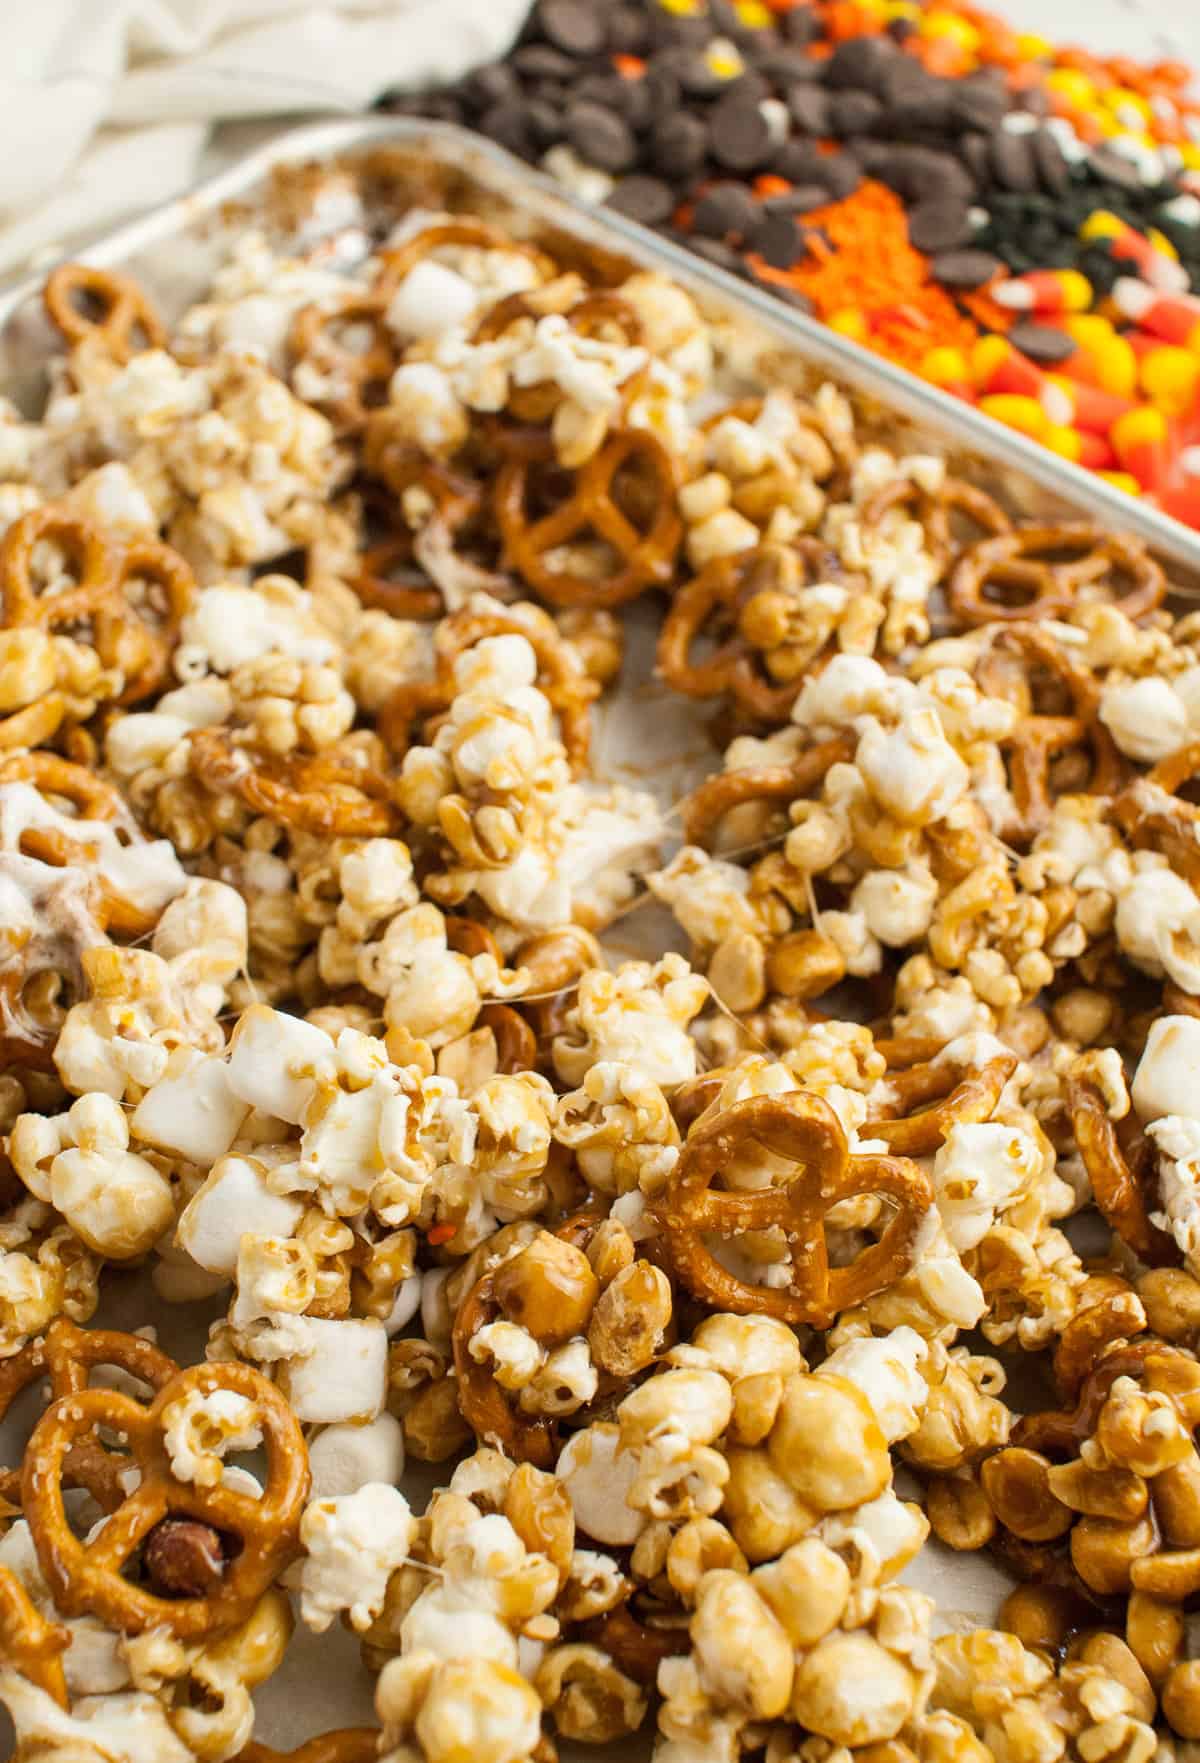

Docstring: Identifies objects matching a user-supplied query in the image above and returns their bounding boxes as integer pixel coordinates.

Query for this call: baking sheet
[0,115,1141,1753]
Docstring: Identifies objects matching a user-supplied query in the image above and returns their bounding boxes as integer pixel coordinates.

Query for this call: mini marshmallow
[176,1156,305,1275]
[226,1006,332,1124]
[386,261,479,339]
[1133,1015,1200,1125]
[131,1050,249,1167]
[307,1412,406,1499]
[283,1317,388,1424]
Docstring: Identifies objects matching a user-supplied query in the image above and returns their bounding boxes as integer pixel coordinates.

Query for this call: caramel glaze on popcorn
[8,172,1200,1763]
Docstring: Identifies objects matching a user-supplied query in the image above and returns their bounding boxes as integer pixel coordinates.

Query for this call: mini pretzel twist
[43,263,165,362]
[237,1733,381,1763]
[681,735,856,848]
[0,506,193,706]
[948,522,1166,627]
[860,474,1011,573]
[495,428,682,610]
[863,1044,1018,1156]
[975,622,1124,842]
[1067,1074,1180,1268]
[651,1092,933,1327]
[290,296,395,433]
[658,542,847,721]
[23,1359,309,1639]
[0,1565,69,1706]
[188,729,399,839]
[0,1317,179,1511]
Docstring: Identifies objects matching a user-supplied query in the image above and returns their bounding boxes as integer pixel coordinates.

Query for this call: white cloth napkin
[0,0,534,277]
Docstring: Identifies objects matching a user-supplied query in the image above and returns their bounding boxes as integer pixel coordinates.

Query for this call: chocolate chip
[950,75,1009,132]
[1006,321,1075,364]
[829,91,884,137]
[692,182,760,242]
[1088,145,1146,194]
[826,35,897,94]
[931,248,1004,288]
[990,131,1037,194]
[672,51,734,99]
[565,101,637,173]
[651,112,708,179]
[908,200,973,254]
[609,5,649,55]
[772,53,825,89]
[512,44,577,81]
[608,174,676,226]
[786,84,831,136]
[817,153,863,201]
[709,94,774,172]
[642,63,682,116]
[690,237,743,272]
[750,212,807,269]
[144,1520,226,1599]
[765,186,831,217]
[771,139,828,184]
[537,0,607,56]
[1032,129,1070,197]
[959,132,993,187]
[468,63,520,108]
[526,99,565,147]
[479,101,535,157]
[782,8,820,45]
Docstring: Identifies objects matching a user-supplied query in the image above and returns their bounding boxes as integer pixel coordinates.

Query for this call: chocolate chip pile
[386,0,1200,528]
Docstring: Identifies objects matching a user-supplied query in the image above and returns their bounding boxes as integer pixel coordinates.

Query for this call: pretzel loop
[653,1093,932,1327]
[949,523,1165,627]
[43,263,165,362]
[23,1360,310,1638]
[495,428,682,610]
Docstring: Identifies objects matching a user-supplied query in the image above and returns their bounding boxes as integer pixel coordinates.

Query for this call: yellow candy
[1085,336,1138,399]
[1043,424,1084,463]
[706,43,745,76]
[1097,471,1141,495]
[978,394,1049,439]
[829,309,869,342]
[1046,69,1095,106]
[734,0,773,26]
[657,0,701,13]
[1016,33,1053,59]
[969,334,1012,387]
[1182,145,1200,171]
[1064,314,1115,347]
[1102,87,1152,122]
[1112,405,1167,453]
[884,1,920,16]
[1148,227,1180,262]
[921,345,970,386]
[1141,346,1200,416]
[921,10,979,48]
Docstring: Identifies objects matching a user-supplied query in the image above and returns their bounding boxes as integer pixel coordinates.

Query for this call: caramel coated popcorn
[1,164,1198,1763]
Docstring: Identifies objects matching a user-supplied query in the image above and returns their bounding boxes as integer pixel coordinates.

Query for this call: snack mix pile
[395,0,1200,527]
[5,151,1200,1763]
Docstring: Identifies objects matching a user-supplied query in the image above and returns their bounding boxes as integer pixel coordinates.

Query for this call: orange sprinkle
[612,54,646,81]
[745,179,980,373]
[427,1222,458,1246]
[753,174,794,199]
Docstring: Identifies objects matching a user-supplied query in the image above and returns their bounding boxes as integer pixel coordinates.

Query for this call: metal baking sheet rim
[6,111,1200,589]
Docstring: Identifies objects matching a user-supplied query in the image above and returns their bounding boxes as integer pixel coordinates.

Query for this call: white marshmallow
[131,1050,249,1167]
[226,1006,332,1124]
[283,1317,388,1424]
[176,1156,305,1275]
[307,1412,406,1499]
